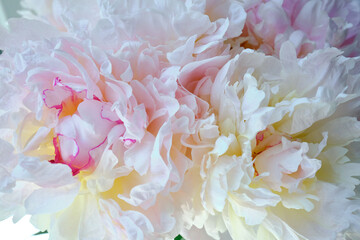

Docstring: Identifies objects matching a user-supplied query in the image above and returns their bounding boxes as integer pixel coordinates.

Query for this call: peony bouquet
[0,0,359,239]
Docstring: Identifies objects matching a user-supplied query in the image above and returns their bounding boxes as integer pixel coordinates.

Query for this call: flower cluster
[0,0,359,240]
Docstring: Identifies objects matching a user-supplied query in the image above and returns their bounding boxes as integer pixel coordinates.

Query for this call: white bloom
[177,42,360,239]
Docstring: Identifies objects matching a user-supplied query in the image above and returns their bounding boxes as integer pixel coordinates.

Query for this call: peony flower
[19,0,247,66]
[0,16,203,239]
[177,42,360,239]
[1,1,359,240]
[230,0,360,57]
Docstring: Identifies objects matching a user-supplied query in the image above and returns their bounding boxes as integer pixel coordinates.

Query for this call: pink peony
[233,0,360,57]
[0,1,359,240]
[20,0,247,65]
[0,18,202,239]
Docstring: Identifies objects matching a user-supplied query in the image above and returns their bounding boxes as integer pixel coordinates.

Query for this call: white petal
[12,156,75,188]
[25,182,79,215]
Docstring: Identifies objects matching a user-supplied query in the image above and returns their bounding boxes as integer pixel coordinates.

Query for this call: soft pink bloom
[20,0,247,65]
[0,1,359,240]
[0,17,201,239]
[236,0,360,57]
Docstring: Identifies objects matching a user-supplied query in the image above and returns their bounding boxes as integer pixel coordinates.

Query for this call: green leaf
[34,230,185,238]
[34,230,48,236]
[33,231,183,238]
[174,234,185,240]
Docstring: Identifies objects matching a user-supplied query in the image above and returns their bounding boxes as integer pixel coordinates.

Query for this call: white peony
[177,42,360,240]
